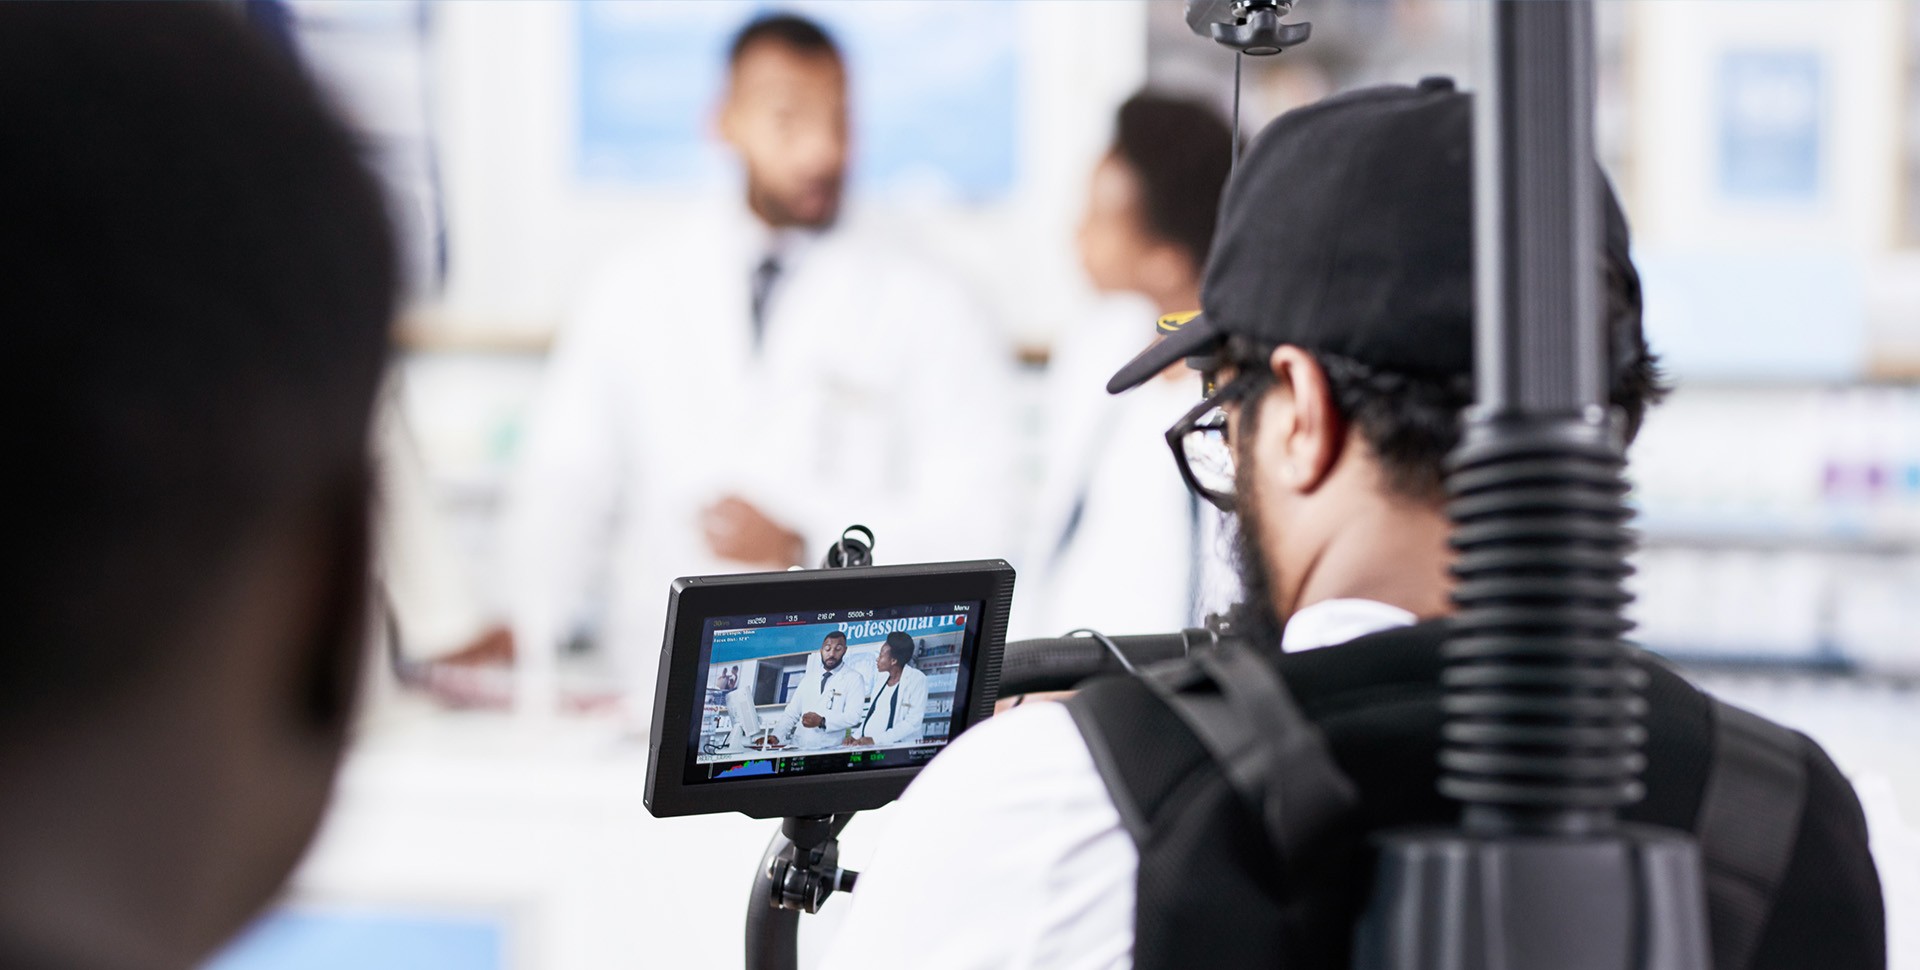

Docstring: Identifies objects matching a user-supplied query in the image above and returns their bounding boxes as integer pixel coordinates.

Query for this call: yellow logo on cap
[1157,310,1202,334]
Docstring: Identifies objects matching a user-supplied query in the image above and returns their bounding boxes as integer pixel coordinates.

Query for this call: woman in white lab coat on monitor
[847,633,927,748]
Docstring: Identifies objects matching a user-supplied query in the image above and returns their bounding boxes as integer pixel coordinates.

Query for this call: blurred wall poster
[576,1,1018,202]
[1716,49,1824,203]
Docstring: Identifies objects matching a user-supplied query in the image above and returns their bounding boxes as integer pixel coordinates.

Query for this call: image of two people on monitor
[699,621,963,761]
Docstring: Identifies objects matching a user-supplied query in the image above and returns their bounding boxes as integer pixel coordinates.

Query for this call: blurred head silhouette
[0,2,395,965]
[719,13,850,230]
[1078,93,1233,310]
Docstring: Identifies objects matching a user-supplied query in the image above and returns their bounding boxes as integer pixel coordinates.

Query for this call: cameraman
[826,82,1884,969]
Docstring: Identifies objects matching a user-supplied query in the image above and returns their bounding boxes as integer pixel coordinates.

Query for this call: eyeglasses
[1165,369,1268,513]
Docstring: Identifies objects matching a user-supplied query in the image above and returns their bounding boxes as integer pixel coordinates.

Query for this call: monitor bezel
[644,560,1014,819]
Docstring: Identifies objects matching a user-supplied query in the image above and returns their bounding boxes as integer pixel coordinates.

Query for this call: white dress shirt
[856,664,929,747]
[778,661,867,751]
[823,597,1417,969]
[500,200,1015,717]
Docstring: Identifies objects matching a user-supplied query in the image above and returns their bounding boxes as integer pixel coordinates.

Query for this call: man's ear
[713,77,744,149]
[1262,345,1343,495]
[714,101,739,149]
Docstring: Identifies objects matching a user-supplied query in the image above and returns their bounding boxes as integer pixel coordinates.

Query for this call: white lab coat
[501,200,1016,716]
[774,662,867,750]
[855,664,929,746]
[1011,298,1239,640]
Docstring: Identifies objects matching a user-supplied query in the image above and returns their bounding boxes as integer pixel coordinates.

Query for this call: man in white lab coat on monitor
[501,13,1012,712]
[847,632,928,748]
[772,632,865,750]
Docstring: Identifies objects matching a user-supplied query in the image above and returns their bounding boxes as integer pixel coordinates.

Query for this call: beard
[748,174,842,230]
[1222,427,1285,651]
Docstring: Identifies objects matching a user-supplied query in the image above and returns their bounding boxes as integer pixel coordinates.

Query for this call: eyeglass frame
[1164,364,1272,514]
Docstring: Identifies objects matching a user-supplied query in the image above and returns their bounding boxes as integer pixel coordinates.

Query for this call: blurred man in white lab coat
[1014,93,1239,640]
[502,13,1013,710]
[847,632,927,748]
[771,632,864,750]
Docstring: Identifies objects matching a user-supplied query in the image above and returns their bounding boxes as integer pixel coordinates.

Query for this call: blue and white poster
[1716,49,1824,202]
[576,1,1018,201]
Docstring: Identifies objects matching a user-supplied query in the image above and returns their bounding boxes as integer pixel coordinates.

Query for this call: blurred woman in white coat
[1014,93,1240,640]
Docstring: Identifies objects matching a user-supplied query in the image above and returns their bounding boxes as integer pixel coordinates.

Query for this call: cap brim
[1106,312,1225,394]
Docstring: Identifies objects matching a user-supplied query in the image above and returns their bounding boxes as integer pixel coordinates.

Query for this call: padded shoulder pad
[1698,698,1809,970]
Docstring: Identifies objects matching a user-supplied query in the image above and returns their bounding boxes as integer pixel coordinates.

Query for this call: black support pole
[1475,0,1604,417]
[1450,0,1631,842]
[1353,3,1713,967]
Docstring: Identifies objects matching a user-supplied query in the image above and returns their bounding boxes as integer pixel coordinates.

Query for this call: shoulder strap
[1067,641,1359,880]
[1697,698,1809,970]
[1147,644,1359,870]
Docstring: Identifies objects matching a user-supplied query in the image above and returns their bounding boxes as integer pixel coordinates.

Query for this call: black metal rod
[1365,6,1708,965]
[744,826,799,970]
[1474,0,1603,416]
[1444,0,1643,836]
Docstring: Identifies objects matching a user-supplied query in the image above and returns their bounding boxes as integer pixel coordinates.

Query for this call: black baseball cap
[1107,77,1639,394]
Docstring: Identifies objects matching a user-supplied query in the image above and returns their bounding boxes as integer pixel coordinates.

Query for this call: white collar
[728,196,825,266]
[759,224,820,264]
[875,665,921,688]
[1279,598,1418,653]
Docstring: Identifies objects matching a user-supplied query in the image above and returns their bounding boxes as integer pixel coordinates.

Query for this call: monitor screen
[645,559,1012,819]
[685,600,983,786]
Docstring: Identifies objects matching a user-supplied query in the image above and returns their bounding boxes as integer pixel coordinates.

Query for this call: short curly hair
[1231,258,1666,503]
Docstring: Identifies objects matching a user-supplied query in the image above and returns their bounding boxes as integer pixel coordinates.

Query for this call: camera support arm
[1352,4,1712,968]
[766,814,860,913]
[744,527,874,970]
[745,814,859,970]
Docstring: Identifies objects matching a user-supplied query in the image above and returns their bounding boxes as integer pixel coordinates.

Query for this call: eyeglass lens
[1181,407,1236,499]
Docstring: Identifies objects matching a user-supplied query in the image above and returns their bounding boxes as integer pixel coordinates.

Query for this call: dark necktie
[750,253,781,352]
[820,669,831,694]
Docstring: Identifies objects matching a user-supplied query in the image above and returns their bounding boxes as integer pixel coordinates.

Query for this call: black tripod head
[1186,0,1311,56]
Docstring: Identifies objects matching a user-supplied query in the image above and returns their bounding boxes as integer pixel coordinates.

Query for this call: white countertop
[285,703,887,970]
